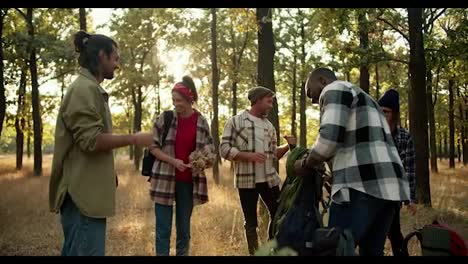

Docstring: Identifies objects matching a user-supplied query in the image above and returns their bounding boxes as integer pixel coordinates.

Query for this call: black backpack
[141,110,174,178]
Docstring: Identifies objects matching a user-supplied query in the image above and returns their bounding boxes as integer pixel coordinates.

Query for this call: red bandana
[172,83,194,102]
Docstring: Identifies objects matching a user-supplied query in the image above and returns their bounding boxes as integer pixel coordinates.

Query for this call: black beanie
[378,89,400,112]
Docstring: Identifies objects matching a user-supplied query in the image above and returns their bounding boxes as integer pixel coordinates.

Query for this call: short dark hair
[310,67,338,81]
[73,30,118,76]
[176,75,198,102]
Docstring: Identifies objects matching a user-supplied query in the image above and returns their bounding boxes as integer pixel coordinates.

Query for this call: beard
[104,70,114,80]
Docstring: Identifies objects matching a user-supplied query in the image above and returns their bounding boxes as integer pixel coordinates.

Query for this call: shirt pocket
[236,127,250,151]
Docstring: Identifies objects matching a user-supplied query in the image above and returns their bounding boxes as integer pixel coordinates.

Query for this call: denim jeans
[155,181,193,256]
[328,188,398,256]
[60,193,106,256]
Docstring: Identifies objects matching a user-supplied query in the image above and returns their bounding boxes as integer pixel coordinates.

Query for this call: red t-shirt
[174,111,198,182]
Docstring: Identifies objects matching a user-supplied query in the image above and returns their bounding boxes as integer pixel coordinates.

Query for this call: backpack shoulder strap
[402,229,423,256]
[161,110,174,146]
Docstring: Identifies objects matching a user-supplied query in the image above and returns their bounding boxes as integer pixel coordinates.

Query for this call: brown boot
[245,225,259,255]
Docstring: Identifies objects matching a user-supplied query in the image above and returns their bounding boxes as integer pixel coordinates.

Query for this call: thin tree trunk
[79,8,87,31]
[448,79,455,168]
[427,65,438,172]
[408,8,431,205]
[375,63,380,99]
[15,69,27,170]
[291,53,297,138]
[27,8,42,176]
[210,8,220,184]
[463,96,468,165]
[133,86,142,170]
[358,9,370,94]
[444,130,448,158]
[299,9,307,147]
[27,116,31,158]
[0,9,7,138]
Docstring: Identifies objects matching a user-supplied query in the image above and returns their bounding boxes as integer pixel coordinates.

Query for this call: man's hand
[171,158,191,172]
[294,159,306,177]
[283,135,297,147]
[248,153,267,163]
[406,202,417,215]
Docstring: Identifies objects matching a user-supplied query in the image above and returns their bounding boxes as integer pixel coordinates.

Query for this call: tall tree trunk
[0,9,8,138]
[427,66,438,172]
[444,130,448,158]
[210,8,220,184]
[15,69,27,170]
[375,63,380,99]
[291,53,297,138]
[27,8,42,176]
[133,86,142,170]
[358,9,370,94]
[79,8,87,31]
[437,124,442,160]
[448,79,455,168]
[257,8,279,143]
[299,9,307,147]
[463,96,468,165]
[27,116,31,158]
[457,86,464,164]
[408,8,430,206]
[346,70,351,82]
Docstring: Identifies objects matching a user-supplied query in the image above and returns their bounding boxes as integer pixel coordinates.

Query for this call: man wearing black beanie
[378,88,417,256]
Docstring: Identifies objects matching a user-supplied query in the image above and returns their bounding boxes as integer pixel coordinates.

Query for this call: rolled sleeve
[62,91,103,153]
[220,118,240,161]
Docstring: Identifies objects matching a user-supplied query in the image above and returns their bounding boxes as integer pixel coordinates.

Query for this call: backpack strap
[161,110,174,147]
[402,229,423,256]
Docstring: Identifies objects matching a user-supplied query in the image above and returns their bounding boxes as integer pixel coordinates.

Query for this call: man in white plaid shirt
[294,68,410,256]
[220,86,296,255]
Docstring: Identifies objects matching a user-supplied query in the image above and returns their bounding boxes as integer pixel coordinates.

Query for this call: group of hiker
[48,31,416,256]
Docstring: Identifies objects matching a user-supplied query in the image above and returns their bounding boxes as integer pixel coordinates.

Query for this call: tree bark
[257,8,279,143]
[408,8,430,206]
[132,86,142,170]
[358,9,370,94]
[79,8,87,31]
[210,8,220,184]
[27,8,42,176]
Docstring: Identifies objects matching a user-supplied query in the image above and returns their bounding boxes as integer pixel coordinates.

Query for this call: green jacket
[49,68,116,218]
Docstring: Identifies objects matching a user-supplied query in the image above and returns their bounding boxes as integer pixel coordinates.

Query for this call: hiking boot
[245,225,259,255]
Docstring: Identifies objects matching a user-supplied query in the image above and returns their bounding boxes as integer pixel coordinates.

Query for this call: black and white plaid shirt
[304,81,410,204]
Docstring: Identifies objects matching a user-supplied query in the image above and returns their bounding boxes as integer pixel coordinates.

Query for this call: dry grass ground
[0,154,466,256]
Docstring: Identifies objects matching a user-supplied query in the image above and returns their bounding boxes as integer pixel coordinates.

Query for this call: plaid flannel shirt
[304,81,410,203]
[220,110,281,189]
[149,110,214,206]
[393,126,416,202]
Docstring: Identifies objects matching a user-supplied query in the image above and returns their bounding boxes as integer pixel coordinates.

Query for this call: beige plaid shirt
[220,110,281,189]
[149,110,214,206]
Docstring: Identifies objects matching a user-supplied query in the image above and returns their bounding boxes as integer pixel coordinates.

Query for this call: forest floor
[0,154,466,256]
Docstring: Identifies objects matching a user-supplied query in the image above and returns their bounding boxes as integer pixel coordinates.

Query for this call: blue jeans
[60,193,106,256]
[155,181,193,256]
[328,188,398,256]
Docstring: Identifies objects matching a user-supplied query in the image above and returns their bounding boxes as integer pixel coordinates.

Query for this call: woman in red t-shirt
[148,76,214,256]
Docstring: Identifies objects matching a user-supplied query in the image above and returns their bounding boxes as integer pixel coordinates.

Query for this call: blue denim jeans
[155,181,193,256]
[60,194,106,256]
[328,188,398,256]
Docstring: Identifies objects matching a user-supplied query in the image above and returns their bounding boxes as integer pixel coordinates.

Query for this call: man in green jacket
[49,31,148,256]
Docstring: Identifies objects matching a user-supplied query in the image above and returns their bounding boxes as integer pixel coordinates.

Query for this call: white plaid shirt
[220,110,281,189]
